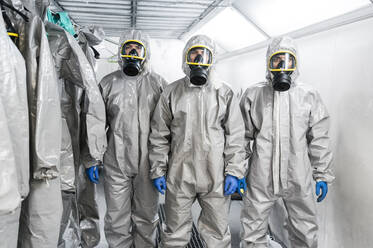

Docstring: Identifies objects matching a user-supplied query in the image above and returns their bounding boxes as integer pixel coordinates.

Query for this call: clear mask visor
[120,40,146,60]
[186,45,213,67]
[269,51,296,72]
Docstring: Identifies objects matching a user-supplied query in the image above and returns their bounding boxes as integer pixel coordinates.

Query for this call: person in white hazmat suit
[99,29,168,247]
[240,36,335,248]
[149,34,247,248]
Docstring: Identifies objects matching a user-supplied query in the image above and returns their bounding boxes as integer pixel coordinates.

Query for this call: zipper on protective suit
[272,90,281,195]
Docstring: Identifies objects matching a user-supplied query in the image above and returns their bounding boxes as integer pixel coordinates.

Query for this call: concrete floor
[95,182,282,248]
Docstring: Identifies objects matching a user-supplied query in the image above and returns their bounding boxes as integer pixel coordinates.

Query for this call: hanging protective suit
[148,35,247,248]
[0,10,28,248]
[240,36,335,248]
[99,30,167,248]
[45,22,107,248]
[77,24,106,247]
[3,1,63,247]
[76,24,106,248]
[78,25,105,70]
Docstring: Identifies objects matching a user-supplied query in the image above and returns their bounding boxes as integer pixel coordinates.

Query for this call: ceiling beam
[103,27,187,31]
[59,0,211,6]
[58,1,205,11]
[68,9,198,19]
[72,16,131,22]
[131,0,212,6]
[62,7,131,15]
[57,2,131,9]
[69,13,131,18]
[131,0,138,28]
[232,3,270,39]
[136,19,191,24]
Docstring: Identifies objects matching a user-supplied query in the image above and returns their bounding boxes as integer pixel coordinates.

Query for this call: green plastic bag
[47,8,76,36]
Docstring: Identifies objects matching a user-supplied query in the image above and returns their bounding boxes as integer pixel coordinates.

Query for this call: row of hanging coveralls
[0,1,107,247]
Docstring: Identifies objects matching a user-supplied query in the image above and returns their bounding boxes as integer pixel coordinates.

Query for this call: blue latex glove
[237,177,247,196]
[153,176,166,195]
[224,174,239,196]
[316,181,328,202]
[86,165,99,184]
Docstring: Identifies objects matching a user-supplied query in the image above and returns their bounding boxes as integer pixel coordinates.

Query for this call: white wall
[149,38,185,83]
[216,17,373,248]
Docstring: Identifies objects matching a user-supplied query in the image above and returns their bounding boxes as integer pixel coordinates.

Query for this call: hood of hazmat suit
[148,35,247,247]
[46,21,107,248]
[240,36,335,248]
[78,25,105,70]
[0,12,28,248]
[4,2,64,247]
[99,29,167,247]
[265,36,299,90]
